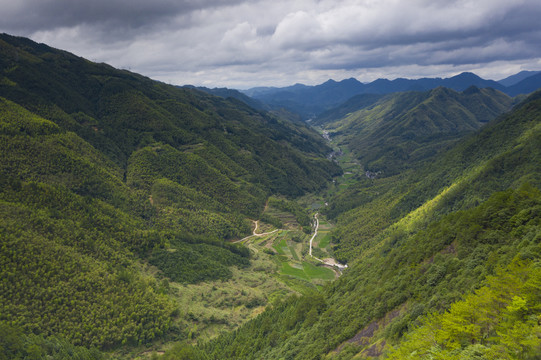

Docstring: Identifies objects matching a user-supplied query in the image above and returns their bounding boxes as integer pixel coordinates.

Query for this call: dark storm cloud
[1,0,540,88]
[2,0,242,32]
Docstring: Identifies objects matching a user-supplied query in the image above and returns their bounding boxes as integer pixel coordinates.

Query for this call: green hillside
[319,87,514,176]
[311,93,384,126]
[0,33,340,353]
[183,91,541,359]
[2,33,540,360]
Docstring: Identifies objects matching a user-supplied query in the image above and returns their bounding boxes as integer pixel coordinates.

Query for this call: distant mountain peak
[341,77,362,83]
[323,79,337,84]
[451,72,481,79]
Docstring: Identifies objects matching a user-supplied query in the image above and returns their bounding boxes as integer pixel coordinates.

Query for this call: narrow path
[233,220,280,243]
[253,220,260,235]
[309,213,319,257]
[308,213,348,271]
[234,211,347,271]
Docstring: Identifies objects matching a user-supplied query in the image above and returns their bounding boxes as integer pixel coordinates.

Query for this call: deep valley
[1,33,540,360]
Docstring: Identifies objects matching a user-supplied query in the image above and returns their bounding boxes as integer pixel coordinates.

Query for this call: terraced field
[238,204,337,292]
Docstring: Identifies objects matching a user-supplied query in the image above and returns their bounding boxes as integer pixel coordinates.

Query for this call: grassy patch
[279,261,335,282]
[289,245,300,261]
[281,262,309,280]
[318,232,332,249]
[272,238,291,257]
[272,238,286,255]
[302,262,335,280]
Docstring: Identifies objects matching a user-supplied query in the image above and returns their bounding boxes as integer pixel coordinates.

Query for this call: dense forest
[314,86,516,176]
[179,89,540,359]
[1,33,540,360]
[0,33,340,355]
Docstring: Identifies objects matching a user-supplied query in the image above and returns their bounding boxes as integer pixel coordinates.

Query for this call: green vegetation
[302,262,335,280]
[197,184,541,359]
[318,232,332,249]
[281,262,309,279]
[2,33,541,360]
[388,260,541,360]
[183,91,541,359]
[0,323,105,360]
[0,33,340,355]
[168,251,293,344]
[319,87,514,176]
[0,179,174,349]
[268,196,312,229]
[279,261,335,281]
[237,203,337,292]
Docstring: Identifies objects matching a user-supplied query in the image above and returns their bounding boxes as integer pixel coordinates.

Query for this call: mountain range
[243,71,541,119]
[1,33,540,360]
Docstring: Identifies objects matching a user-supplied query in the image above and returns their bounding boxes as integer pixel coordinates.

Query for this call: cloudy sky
[1,0,541,89]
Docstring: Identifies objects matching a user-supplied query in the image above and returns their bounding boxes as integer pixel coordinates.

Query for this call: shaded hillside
[187,91,541,360]
[498,70,540,86]
[0,33,340,351]
[320,87,514,176]
[0,34,339,199]
[182,85,270,112]
[312,93,385,125]
[506,72,541,96]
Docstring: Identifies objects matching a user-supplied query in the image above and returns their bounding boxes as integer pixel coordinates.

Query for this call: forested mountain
[0,33,341,354]
[313,93,385,125]
[186,88,541,360]
[245,71,541,119]
[317,86,514,176]
[2,32,540,360]
[181,85,270,112]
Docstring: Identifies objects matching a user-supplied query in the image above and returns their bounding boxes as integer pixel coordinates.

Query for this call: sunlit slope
[320,87,513,176]
[194,91,540,360]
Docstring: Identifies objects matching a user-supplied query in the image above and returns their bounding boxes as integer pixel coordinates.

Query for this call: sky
[1,0,541,89]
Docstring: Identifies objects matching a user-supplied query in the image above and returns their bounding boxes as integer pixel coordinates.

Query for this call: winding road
[234,212,347,271]
[309,213,319,257]
[308,213,348,270]
[233,220,280,243]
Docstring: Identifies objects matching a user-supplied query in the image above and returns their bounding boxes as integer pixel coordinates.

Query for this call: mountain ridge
[498,70,541,86]
[243,71,541,119]
[1,33,540,360]
[316,86,514,177]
